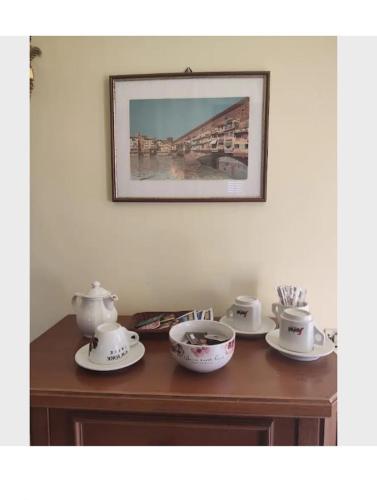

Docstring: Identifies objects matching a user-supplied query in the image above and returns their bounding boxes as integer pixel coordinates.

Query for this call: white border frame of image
[338,36,377,445]
[3,34,376,444]
[112,74,267,200]
[2,11,377,500]
[0,36,29,446]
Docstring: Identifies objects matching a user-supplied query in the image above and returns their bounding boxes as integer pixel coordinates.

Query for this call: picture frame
[110,71,269,202]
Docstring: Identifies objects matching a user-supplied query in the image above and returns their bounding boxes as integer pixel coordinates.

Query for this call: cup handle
[314,327,325,346]
[271,302,280,316]
[225,306,234,319]
[272,303,282,326]
[126,330,139,347]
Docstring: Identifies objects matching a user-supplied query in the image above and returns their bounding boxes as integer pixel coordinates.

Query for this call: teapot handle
[72,293,83,310]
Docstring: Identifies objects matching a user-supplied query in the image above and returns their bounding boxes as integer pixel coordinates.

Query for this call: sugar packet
[196,308,214,320]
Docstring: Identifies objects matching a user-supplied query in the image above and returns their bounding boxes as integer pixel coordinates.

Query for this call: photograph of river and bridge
[129,97,250,181]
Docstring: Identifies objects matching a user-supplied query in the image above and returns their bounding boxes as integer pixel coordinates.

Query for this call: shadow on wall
[192,276,260,317]
[129,220,261,315]
[30,266,70,341]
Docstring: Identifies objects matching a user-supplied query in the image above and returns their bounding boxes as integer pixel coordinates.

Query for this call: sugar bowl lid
[84,281,112,299]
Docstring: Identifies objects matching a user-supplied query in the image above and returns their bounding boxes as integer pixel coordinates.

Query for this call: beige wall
[30,36,337,341]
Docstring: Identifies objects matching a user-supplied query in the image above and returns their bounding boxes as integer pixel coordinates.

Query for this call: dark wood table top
[30,315,337,418]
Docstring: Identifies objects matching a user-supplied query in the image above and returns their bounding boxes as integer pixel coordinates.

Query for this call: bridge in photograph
[195,152,248,167]
[173,97,249,169]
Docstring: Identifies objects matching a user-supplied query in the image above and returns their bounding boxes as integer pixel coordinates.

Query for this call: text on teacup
[107,346,127,361]
[236,310,248,318]
[288,326,304,336]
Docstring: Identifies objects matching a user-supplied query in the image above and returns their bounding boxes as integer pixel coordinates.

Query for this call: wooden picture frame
[110,71,269,202]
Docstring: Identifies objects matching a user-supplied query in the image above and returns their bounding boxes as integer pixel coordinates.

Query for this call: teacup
[279,308,325,353]
[225,296,262,331]
[88,322,139,365]
[272,302,309,326]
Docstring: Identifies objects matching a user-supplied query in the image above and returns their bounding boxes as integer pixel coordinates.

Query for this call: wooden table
[30,315,337,445]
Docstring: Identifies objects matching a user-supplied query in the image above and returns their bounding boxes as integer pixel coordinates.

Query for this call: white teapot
[72,281,119,337]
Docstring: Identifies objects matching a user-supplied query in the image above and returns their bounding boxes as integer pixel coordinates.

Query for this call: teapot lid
[85,281,112,299]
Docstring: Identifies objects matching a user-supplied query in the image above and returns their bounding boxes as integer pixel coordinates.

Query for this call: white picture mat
[113,76,266,199]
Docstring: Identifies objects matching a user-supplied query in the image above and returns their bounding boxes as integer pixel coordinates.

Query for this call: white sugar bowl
[72,281,119,337]
[169,320,236,373]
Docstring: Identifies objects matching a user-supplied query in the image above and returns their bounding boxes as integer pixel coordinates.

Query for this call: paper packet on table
[184,331,227,345]
[136,311,195,331]
[135,308,214,332]
[195,308,214,320]
[136,313,176,331]
[175,311,196,323]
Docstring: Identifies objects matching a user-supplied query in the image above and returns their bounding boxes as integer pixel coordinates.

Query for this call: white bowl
[169,320,236,373]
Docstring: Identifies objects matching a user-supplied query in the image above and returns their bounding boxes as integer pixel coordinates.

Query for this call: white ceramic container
[271,302,309,326]
[88,322,139,365]
[72,281,118,337]
[279,308,326,353]
[169,320,235,373]
[225,296,262,331]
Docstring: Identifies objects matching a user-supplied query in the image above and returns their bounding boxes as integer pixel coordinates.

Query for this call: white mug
[272,302,309,326]
[279,308,325,353]
[88,322,139,365]
[226,296,262,331]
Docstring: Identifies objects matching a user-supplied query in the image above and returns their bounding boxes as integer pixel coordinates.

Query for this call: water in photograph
[130,154,248,181]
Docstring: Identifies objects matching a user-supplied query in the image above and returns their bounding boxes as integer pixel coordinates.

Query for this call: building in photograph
[130,136,139,154]
[137,134,156,155]
[173,98,249,162]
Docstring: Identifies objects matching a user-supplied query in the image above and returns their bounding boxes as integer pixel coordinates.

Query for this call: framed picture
[110,71,269,202]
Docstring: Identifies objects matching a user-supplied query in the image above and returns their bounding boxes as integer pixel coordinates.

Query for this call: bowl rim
[169,319,235,346]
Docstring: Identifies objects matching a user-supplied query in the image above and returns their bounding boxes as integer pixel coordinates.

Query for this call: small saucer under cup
[75,342,145,371]
[265,329,334,361]
[220,315,276,337]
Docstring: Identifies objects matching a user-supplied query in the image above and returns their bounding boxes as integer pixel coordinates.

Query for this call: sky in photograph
[129,97,244,139]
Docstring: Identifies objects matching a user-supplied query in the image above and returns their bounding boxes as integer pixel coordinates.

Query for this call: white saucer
[265,329,335,361]
[75,342,145,371]
[219,315,276,337]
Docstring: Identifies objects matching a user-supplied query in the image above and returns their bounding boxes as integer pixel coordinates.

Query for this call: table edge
[31,390,337,418]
